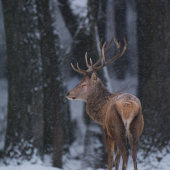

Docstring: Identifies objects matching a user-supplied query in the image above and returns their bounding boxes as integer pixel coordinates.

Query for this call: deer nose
[66,92,70,96]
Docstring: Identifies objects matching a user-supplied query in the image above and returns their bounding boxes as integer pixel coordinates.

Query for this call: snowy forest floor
[0,76,170,170]
[0,154,170,170]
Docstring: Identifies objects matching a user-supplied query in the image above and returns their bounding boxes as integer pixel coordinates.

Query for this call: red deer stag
[66,38,144,170]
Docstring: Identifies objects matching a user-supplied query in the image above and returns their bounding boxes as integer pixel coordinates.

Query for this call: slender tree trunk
[126,0,138,76]
[0,0,6,78]
[114,0,128,79]
[36,0,69,167]
[58,0,78,37]
[97,0,107,41]
[137,0,170,158]
[2,0,44,163]
[36,0,54,155]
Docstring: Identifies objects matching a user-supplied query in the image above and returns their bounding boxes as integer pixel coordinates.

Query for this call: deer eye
[82,84,87,87]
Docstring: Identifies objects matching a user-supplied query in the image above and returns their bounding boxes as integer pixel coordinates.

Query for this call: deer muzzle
[66,92,76,100]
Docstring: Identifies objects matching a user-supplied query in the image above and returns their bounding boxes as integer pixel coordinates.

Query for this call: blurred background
[0,0,170,170]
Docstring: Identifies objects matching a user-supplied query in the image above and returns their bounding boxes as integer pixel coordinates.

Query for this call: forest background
[0,0,170,170]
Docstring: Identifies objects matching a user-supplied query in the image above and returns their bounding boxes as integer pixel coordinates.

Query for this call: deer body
[66,39,144,170]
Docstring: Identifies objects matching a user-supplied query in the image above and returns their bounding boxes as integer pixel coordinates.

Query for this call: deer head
[66,38,127,102]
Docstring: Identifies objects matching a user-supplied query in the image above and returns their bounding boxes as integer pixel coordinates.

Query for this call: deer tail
[116,100,140,145]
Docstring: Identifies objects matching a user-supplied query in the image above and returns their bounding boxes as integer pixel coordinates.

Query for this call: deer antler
[71,38,127,76]
[71,63,86,75]
[92,38,126,71]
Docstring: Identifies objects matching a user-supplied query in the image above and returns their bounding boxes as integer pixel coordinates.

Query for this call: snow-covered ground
[1,151,170,170]
[1,153,170,170]
[0,164,60,170]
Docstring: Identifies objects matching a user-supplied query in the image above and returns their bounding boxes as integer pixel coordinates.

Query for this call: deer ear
[91,72,97,81]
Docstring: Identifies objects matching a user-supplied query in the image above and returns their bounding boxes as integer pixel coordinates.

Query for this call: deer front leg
[107,136,115,170]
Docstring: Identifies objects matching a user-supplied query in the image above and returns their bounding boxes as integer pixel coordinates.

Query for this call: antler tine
[93,38,127,71]
[77,62,89,74]
[71,63,86,75]
[93,38,113,67]
[85,52,90,68]
[104,37,114,51]
[102,41,106,64]
[114,37,120,49]
[90,58,93,66]
[93,39,104,67]
[77,63,81,70]
[120,38,127,56]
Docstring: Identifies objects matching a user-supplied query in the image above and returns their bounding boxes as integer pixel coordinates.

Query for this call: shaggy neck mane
[88,80,111,101]
[86,80,112,124]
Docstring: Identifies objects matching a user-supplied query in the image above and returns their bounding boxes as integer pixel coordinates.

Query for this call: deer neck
[86,83,112,125]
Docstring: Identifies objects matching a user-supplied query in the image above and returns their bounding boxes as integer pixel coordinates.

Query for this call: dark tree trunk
[36,0,55,155]
[96,0,107,41]
[36,0,53,154]
[137,0,170,158]
[0,0,7,78]
[2,0,44,163]
[126,0,138,76]
[57,0,78,37]
[114,0,128,79]
[36,0,69,168]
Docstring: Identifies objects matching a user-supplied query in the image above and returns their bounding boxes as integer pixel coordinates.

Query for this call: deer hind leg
[132,141,138,170]
[115,147,121,170]
[121,147,129,170]
[116,138,129,170]
[128,113,142,170]
[106,136,115,170]
[128,131,139,170]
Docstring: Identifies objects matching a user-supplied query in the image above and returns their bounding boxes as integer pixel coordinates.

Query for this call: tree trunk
[36,0,71,167]
[126,0,138,76]
[97,0,107,41]
[36,0,55,155]
[2,0,44,163]
[137,0,170,158]
[0,0,7,78]
[114,0,128,79]
[57,0,78,37]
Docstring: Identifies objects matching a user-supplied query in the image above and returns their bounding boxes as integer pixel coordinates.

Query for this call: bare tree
[113,0,128,79]
[137,0,170,158]
[36,0,69,168]
[2,0,44,163]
